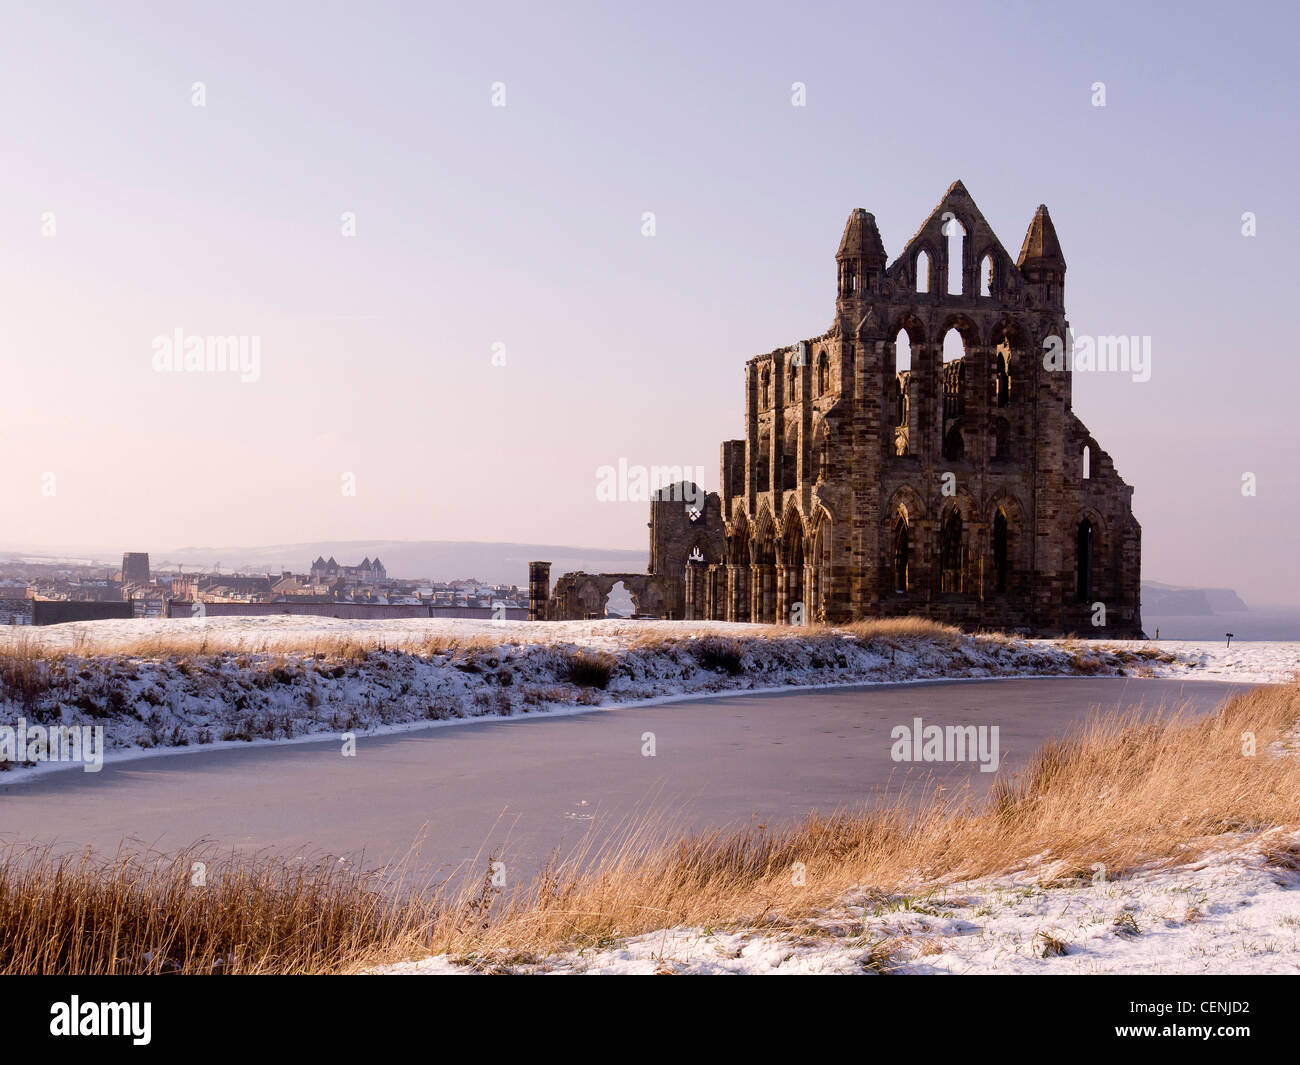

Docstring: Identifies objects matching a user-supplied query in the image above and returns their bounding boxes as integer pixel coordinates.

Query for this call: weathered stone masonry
[536,182,1142,636]
[531,485,725,621]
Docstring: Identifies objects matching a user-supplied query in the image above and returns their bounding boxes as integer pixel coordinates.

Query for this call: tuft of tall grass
[841,616,964,643]
[563,651,615,689]
[692,635,745,675]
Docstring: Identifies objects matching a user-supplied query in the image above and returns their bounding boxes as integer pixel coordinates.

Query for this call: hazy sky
[1,1,1295,604]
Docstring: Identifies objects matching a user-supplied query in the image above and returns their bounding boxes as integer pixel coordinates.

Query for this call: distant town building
[309,556,387,582]
[121,552,151,585]
[1,551,525,624]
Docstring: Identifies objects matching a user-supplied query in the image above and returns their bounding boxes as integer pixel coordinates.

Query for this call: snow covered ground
[0,618,1295,780]
[1079,638,1300,686]
[377,828,1300,975]
[5,615,1299,681]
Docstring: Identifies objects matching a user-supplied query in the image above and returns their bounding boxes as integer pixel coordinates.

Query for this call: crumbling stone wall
[538,183,1142,636]
[542,572,674,620]
[693,182,1141,636]
[537,486,724,621]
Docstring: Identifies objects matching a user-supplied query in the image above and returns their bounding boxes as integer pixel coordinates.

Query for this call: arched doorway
[781,523,805,624]
[752,516,777,624]
[940,509,965,593]
[892,513,910,593]
[725,516,752,623]
[1076,519,1093,602]
[993,509,1009,593]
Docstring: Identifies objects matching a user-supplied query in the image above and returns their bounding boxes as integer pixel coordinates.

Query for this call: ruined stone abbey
[532,182,1142,636]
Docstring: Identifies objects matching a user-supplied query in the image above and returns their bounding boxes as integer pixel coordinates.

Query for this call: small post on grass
[1226,632,1234,648]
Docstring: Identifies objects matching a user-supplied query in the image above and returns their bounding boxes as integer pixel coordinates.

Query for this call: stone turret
[1017,204,1066,308]
[835,208,888,304]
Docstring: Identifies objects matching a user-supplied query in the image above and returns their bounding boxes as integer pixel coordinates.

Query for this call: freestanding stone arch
[545,571,680,620]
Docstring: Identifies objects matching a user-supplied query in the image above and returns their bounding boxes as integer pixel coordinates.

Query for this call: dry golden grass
[0,630,515,671]
[0,843,443,975]
[2,682,1296,974]
[624,616,962,648]
[840,616,964,642]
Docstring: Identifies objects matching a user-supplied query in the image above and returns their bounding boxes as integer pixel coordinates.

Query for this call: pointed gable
[884,180,1022,298]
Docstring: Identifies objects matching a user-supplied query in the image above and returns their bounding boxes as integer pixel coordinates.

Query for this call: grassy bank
[0,618,1183,764]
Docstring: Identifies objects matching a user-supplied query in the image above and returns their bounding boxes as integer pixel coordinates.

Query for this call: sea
[1142,607,1300,642]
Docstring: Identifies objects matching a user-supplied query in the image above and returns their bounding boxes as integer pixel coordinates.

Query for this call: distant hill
[156,540,648,586]
[1142,580,1248,616]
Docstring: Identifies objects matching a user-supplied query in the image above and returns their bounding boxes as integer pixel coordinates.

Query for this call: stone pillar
[683,561,702,621]
[729,564,751,622]
[910,342,941,466]
[751,564,777,624]
[804,562,819,624]
[527,561,551,622]
[966,344,993,472]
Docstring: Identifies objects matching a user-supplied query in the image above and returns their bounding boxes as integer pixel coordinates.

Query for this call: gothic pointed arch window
[817,351,829,395]
[993,351,1011,407]
[942,421,965,461]
[993,508,1009,593]
[755,431,772,492]
[892,513,910,593]
[895,328,912,373]
[941,326,967,433]
[894,329,912,448]
[781,425,799,491]
[1076,519,1094,602]
[812,421,831,482]
[946,218,966,295]
[940,509,965,593]
[980,254,994,297]
[916,250,931,294]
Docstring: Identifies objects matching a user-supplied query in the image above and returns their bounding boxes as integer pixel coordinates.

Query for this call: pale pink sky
[0,2,1295,605]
